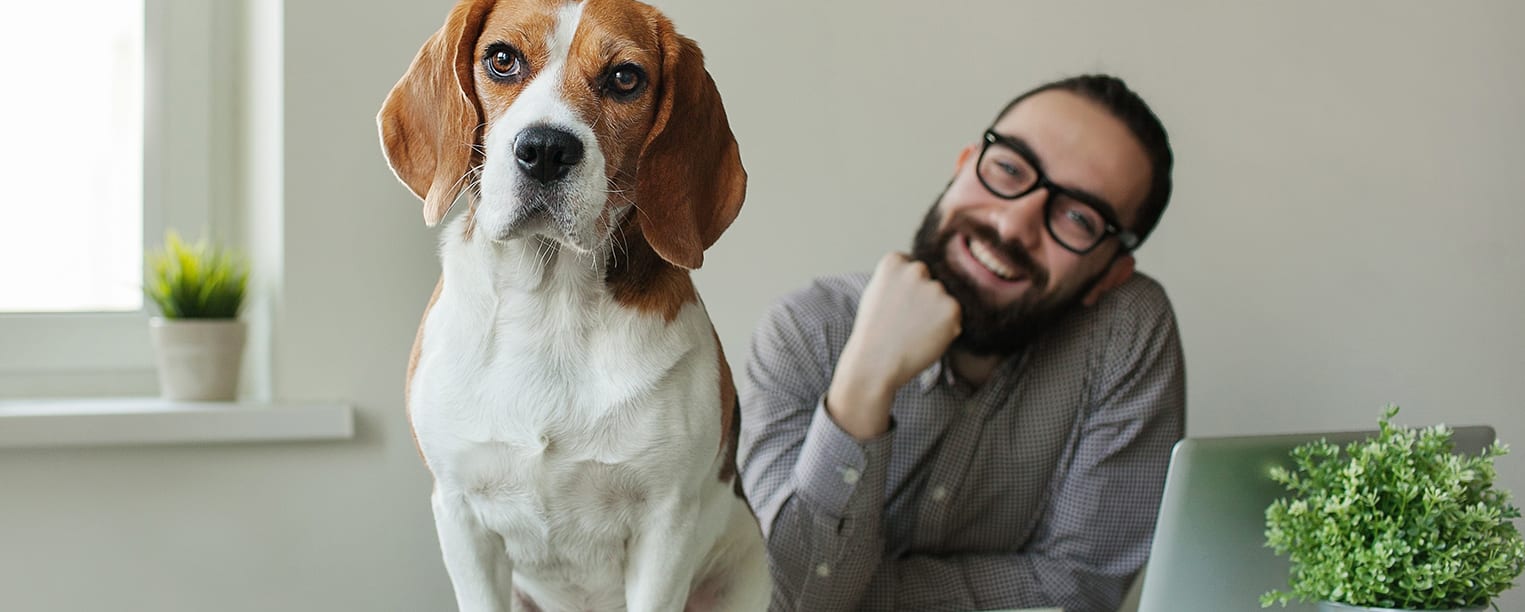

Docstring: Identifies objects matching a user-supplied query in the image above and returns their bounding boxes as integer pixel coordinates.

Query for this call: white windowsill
[0,398,354,449]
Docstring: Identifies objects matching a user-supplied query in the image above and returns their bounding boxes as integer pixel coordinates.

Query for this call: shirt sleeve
[860,284,1187,612]
[738,292,895,612]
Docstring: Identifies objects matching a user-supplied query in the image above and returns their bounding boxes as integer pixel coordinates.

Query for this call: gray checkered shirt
[738,271,1185,612]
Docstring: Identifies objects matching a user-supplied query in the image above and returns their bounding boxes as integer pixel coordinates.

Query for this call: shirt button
[931,486,949,501]
[816,563,831,578]
[841,467,861,484]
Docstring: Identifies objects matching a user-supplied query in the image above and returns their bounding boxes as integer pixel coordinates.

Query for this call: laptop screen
[1136,426,1496,612]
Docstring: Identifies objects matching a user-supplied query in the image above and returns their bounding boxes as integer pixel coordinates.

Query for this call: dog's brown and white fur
[377,1,767,610]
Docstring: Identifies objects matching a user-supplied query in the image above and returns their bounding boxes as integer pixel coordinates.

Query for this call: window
[0,1,231,388]
[1,1,145,313]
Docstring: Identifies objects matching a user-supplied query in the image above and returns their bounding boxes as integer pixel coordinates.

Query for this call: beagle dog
[376,1,767,611]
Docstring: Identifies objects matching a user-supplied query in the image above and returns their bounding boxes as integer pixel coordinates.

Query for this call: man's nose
[989,187,1049,250]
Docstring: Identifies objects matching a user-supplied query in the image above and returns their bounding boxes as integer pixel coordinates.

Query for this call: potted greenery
[144,230,250,401]
[1263,405,1525,611]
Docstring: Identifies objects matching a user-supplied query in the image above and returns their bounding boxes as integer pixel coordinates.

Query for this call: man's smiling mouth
[967,236,1026,282]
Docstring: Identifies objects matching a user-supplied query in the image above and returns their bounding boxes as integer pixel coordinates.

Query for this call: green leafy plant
[144,230,249,319]
[1262,405,1525,610]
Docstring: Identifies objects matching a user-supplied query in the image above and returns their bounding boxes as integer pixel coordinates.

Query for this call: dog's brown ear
[378,0,493,227]
[633,19,746,270]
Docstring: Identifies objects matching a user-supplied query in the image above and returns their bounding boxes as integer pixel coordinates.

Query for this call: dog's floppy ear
[378,0,493,227]
[633,18,747,270]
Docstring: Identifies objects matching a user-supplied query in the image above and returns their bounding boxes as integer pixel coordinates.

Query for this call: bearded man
[738,74,1185,612]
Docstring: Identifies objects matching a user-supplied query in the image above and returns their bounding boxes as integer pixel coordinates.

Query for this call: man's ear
[955,143,979,174]
[1083,253,1135,306]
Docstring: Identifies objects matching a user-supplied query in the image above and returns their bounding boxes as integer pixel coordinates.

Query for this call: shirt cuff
[792,396,893,519]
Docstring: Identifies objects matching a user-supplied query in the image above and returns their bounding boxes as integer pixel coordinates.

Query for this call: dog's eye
[484,44,523,81]
[603,64,646,98]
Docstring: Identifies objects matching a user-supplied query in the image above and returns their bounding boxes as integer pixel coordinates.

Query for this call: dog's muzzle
[514,125,584,185]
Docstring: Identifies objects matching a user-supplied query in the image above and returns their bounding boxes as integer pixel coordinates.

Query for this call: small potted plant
[144,230,250,401]
[1263,405,1525,611]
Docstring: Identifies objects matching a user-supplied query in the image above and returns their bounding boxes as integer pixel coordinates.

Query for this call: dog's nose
[514,126,584,185]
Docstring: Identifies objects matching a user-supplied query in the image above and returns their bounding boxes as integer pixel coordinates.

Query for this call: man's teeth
[969,238,1018,281]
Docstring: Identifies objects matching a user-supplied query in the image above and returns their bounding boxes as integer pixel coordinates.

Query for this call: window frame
[0,0,233,383]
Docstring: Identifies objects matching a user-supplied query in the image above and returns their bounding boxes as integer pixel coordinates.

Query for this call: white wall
[2,1,1521,610]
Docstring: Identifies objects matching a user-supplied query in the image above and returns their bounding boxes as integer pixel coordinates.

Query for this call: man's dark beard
[909,202,1103,357]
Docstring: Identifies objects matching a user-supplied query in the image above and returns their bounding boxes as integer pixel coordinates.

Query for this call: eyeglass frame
[975,130,1141,254]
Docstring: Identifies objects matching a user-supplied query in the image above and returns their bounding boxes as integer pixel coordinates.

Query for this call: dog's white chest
[408,249,723,593]
[451,430,658,576]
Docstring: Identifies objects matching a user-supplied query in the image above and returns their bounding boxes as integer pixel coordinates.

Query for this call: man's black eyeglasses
[975,130,1140,254]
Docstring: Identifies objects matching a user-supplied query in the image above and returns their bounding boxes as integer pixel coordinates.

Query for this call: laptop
[1135,426,1496,612]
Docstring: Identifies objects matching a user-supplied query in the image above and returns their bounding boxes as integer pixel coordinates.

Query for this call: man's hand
[827,253,962,440]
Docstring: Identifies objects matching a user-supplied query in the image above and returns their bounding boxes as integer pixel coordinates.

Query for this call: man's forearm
[824,373,894,441]
[860,551,1134,612]
[764,488,887,611]
[754,402,894,611]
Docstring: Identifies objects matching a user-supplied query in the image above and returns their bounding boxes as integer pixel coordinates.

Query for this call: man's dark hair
[995,74,1174,248]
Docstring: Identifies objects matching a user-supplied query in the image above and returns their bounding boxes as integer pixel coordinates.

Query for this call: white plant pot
[149,318,246,401]
[1320,601,1487,612]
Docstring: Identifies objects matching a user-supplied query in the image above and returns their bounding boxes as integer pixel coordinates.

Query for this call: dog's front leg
[626,495,702,612]
[433,489,516,612]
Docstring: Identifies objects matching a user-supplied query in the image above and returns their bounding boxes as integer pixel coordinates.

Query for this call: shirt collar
[916,348,1031,394]
[916,357,953,393]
